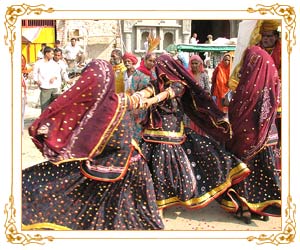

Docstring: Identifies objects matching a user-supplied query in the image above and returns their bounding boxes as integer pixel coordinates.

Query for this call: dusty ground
[22,86,282,231]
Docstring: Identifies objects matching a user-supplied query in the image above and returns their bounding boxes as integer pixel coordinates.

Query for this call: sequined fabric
[22,59,164,230]
[218,46,281,217]
[139,77,249,209]
[22,112,164,230]
[22,156,163,230]
[218,146,281,216]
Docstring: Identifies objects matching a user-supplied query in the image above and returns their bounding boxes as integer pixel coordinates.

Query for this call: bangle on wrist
[144,86,154,97]
[135,92,143,98]
[156,95,161,103]
[165,88,174,99]
[130,94,139,109]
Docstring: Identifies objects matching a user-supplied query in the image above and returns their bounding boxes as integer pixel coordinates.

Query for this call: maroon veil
[29,59,126,164]
[226,46,280,160]
[152,54,232,142]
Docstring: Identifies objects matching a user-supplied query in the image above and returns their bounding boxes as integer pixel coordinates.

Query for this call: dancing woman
[135,54,250,211]
[218,45,281,224]
[22,59,164,230]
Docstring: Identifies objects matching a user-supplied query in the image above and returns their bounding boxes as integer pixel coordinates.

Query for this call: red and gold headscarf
[29,59,125,164]
[149,54,232,142]
[226,46,280,161]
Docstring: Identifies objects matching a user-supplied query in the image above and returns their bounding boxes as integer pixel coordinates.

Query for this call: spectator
[205,34,213,44]
[54,40,62,49]
[53,48,73,91]
[122,52,138,94]
[211,53,232,113]
[33,46,62,112]
[204,34,213,67]
[37,43,46,60]
[63,38,85,68]
[110,48,127,93]
[186,54,210,135]
[190,33,199,44]
[144,37,149,51]
[188,55,210,94]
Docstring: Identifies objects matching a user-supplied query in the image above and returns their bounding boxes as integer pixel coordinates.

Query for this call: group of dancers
[22,20,281,230]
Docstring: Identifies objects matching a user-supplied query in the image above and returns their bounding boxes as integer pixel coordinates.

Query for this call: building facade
[23,19,241,63]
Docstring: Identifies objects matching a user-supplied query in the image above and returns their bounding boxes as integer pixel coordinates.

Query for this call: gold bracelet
[135,92,143,98]
[139,97,145,109]
[130,94,140,109]
[165,87,175,99]
[127,94,132,109]
[144,86,154,97]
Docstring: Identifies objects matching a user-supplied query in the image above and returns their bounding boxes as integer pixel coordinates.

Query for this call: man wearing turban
[122,52,139,94]
[259,20,281,77]
[110,49,127,93]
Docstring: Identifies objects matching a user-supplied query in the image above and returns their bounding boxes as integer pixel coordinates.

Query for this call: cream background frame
[0,0,299,249]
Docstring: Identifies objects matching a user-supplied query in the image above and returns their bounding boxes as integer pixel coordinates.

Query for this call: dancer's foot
[235,206,252,224]
[251,213,269,221]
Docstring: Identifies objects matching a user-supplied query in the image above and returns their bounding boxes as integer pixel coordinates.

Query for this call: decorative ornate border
[247,3,296,245]
[248,3,296,53]
[3,3,296,246]
[4,4,54,54]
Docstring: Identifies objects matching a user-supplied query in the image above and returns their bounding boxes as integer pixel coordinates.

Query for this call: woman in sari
[22,59,164,230]
[211,53,232,113]
[187,54,210,94]
[185,54,211,135]
[218,45,281,224]
[137,54,250,213]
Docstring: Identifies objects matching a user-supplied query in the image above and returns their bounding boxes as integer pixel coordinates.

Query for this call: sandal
[251,213,269,221]
[235,206,252,224]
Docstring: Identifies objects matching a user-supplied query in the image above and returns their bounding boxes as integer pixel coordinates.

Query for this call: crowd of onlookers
[21,37,231,117]
[22,20,281,134]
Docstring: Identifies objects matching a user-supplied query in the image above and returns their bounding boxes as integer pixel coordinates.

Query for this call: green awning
[176,44,236,52]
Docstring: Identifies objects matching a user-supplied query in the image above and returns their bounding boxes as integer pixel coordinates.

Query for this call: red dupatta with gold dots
[29,59,126,164]
[147,54,232,142]
[226,46,280,161]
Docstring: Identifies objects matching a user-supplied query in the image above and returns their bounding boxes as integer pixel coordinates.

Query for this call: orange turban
[122,52,138,65]
[260,20,281,33]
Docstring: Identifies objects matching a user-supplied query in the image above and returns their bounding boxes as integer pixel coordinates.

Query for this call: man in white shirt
[33,46,62,112]
[63,38,85,68]
[144,37,149,51]
[122,52,138,93]
[190,33,199,44]
[53,48,73,91]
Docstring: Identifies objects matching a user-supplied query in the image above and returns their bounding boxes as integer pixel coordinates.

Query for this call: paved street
[22,86,281,231]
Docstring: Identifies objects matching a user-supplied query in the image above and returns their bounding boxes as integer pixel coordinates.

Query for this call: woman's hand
[37,125,49,135]
[143,96,158,109]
